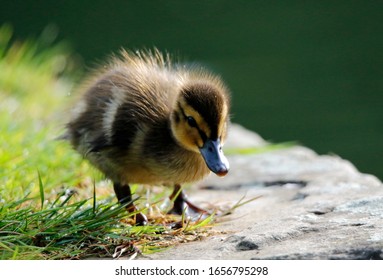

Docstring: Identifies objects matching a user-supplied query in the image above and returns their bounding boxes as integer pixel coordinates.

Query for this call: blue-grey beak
[199,139,229,177]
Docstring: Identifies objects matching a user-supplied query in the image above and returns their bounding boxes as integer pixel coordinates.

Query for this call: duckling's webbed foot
[168,184,210,220]
[113,182,148,225]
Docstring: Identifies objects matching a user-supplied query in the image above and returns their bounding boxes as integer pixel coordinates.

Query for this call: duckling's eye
[186,116,197,128]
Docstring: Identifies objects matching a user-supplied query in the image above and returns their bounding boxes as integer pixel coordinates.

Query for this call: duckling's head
[171,79,230,177]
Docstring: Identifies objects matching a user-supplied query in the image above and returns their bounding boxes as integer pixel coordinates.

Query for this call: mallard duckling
[65,49,230,225]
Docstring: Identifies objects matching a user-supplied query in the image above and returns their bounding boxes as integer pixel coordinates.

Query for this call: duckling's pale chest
[113,124,211,185]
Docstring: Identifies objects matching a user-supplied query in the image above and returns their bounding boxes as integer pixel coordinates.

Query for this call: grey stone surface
[142,124,383,260]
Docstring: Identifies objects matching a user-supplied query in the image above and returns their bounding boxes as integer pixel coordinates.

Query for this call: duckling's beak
[199,139,229,177]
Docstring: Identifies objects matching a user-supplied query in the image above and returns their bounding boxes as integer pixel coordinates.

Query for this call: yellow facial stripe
[179,99,211,139]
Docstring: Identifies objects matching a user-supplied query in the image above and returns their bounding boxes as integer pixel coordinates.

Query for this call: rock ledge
[142,124,383,260]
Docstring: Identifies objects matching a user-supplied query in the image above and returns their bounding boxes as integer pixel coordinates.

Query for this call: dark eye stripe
[178,102,208,143]
[178,103,197,127]
[187,116,197,127]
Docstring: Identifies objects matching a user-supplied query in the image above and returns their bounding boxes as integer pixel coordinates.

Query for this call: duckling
[65,49,230,225]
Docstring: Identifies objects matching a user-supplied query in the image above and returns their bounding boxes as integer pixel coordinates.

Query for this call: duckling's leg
[168,184,209,218]
[113,182,148,225]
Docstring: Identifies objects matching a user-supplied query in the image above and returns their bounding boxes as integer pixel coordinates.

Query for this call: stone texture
[142,124,383,260]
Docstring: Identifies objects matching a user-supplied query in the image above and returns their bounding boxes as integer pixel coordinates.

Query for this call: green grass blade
[93,179,96,214]
[37,171,45,210]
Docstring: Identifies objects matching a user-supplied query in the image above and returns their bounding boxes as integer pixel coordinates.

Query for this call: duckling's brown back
[66,53,180,156]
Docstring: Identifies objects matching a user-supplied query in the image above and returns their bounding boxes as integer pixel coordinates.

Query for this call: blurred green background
[1,0,382,179]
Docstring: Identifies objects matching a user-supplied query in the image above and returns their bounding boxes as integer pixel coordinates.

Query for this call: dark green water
[2,1,382,179]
